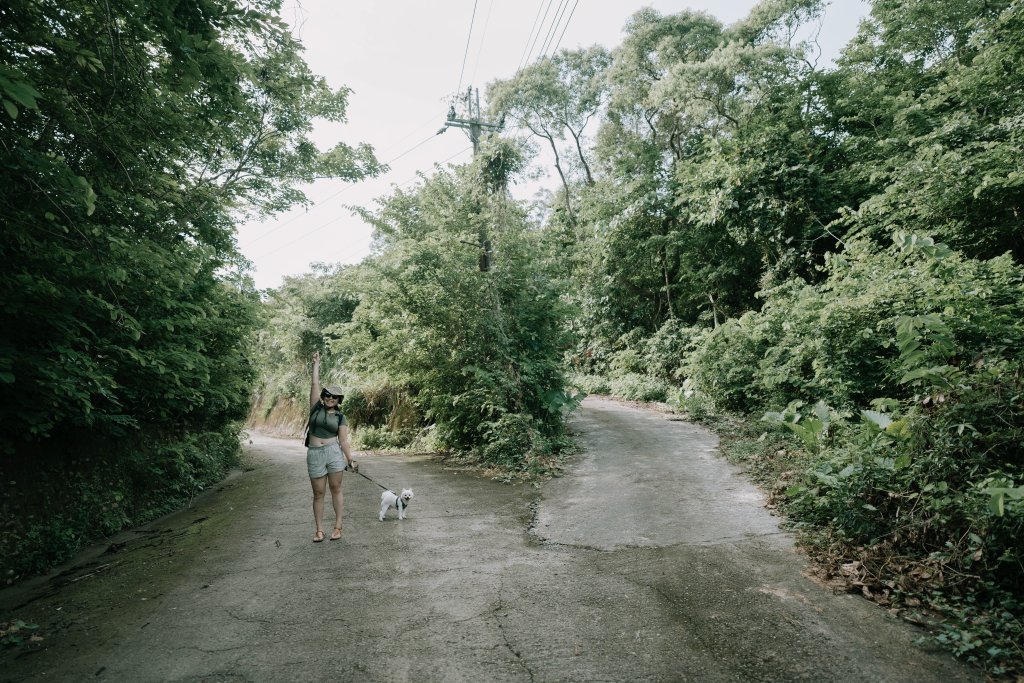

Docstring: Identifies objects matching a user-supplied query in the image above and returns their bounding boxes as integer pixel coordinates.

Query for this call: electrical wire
[538,0,571,60]
[396,146,474,189]
[517,0,548,73]
[240,129,443,249]
[521,0,556,69]
[455,0,480,96]
[249,146,474,261]
[469,0,495,86]
[549,0,581,56]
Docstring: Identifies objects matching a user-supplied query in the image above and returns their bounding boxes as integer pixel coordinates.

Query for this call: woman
[306,351,356,542]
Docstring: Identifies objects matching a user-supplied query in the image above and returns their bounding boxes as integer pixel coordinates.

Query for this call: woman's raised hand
[312,350,320,366]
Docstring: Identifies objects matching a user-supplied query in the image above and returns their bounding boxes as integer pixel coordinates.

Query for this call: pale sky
[236,0,869,290]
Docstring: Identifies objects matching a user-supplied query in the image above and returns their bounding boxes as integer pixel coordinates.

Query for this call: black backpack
[302,403,323,447]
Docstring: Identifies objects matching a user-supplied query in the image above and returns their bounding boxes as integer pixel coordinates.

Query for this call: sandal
[312,530,326,543]
[329,526,343,541]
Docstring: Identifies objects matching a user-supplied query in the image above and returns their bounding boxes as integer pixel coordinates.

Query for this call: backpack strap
[303,402,324,447]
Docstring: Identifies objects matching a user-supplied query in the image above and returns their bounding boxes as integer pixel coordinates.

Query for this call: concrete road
[0,397,982,682]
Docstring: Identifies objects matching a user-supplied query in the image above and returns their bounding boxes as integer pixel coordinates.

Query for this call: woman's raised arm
[309,350,321,409]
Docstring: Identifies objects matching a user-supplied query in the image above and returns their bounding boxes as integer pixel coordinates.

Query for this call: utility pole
[438,86,504,156]
[438,86,504,271]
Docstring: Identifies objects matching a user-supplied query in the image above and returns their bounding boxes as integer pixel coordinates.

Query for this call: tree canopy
[1,0,378,578]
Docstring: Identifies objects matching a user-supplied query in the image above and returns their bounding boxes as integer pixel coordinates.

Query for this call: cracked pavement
[0,397,983,682]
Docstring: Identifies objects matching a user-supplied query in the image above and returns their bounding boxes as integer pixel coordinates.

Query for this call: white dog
[379,488,414,521]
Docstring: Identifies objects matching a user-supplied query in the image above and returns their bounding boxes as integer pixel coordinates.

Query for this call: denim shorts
[306,441,346,479]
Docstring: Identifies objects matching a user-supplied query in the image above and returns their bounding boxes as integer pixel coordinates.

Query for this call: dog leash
[347,464,391,492]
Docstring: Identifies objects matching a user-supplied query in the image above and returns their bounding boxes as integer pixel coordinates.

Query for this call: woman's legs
[310,475,328,541]
[327,470,344,539]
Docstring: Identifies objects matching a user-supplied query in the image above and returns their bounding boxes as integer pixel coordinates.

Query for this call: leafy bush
[567,336,615,376]
[478,412,557,476]
[1,428,242,582]
[665,379,713,420]
[641,318,702,382]
[342,382,420,434]
[684,316,765,412]
[568,373,611,395]
[736,235,1024,673]
[352,425,415,451]
[608,348,646,376]
[608,373,669,403]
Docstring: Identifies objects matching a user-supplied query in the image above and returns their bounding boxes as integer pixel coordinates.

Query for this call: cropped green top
[308,405,348,439]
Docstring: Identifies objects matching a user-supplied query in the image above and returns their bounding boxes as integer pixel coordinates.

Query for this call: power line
[455,0,480,95]
[469,0,495,86]
[240,129,442,249]
[384,131,444,165]
[517,0,547,73]
[397,146,474,189]
[538,0,571,60]
[549,0,581,56]
[379,117,445,158]
[521,0,556,69]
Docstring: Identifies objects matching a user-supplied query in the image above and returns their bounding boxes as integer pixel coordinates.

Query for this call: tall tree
[826,0,1022,260]
[0,0,379,578]
[341,139,571,464]
[488,46,611,223]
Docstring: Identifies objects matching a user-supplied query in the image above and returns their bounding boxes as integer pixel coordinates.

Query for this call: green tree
[488,45,612,223]
[827,0,1022,260]
[576,2,841,352]
[583,8,730,338]
[0,0,379,579]
[339,139,572,467]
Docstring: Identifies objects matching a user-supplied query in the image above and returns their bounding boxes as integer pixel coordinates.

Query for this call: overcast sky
[236,0,869,290]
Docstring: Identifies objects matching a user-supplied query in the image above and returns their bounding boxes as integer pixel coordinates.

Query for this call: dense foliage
[0,0,377,581]
[251,139,575,473]
[485,0,1023,673]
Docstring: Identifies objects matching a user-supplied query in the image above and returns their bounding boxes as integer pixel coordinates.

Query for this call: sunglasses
[322,392,341,401]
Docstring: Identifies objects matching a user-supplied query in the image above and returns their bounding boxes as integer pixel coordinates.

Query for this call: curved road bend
[0,397,982,682]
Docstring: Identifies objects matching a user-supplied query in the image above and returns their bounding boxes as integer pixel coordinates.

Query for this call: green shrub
[665,380,713,420]
[342,382,420,434]
[641,318,701,382]
[746,235,1024,673]
[478,412,549,471]
[608,348,646,376]
[1,427,242,582]
[608,373,669,402]
[684,315,766,412]
[568,372,611,395]
[567,336,615,376]
[352,424,417,451]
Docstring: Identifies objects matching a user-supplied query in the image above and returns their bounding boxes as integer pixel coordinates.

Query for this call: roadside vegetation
[0,0,379,583]
[483,0,1023,675]
[249,139,580,479]
[251,0,1024,673]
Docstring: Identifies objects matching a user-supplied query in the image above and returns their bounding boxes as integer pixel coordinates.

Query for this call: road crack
[492,571,536,683]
